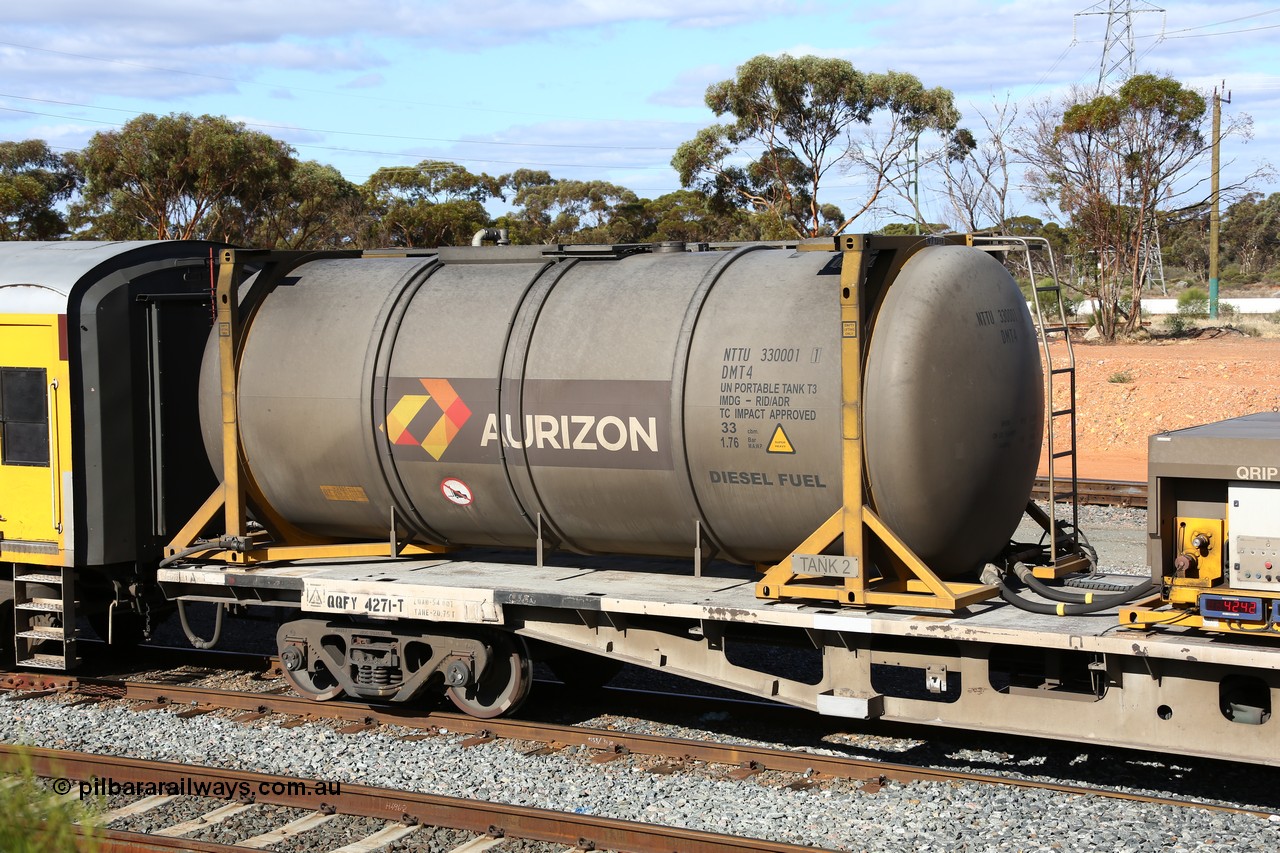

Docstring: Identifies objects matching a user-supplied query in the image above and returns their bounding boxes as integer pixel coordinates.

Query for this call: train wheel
[280,657,343,701]
[448,632,532,718]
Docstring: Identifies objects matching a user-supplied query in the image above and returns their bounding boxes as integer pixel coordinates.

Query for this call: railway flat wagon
[2,236,1277,766]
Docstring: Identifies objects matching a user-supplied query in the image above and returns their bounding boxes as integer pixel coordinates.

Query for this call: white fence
[1072,298,1280,316]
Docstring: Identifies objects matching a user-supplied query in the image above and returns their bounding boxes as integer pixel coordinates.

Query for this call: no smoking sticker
[440,477,474,506]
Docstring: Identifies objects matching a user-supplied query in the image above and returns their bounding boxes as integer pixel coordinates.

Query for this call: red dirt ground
[1039,336,1280,482]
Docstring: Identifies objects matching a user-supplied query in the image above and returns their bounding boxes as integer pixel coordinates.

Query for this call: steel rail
[38,679,1275,821]
[3,744,818,853]
[1032,477,1147,507]
[89,828,245,852]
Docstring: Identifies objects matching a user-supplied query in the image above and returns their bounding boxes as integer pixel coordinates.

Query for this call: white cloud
[648,64,731,108]
[340,73,385,89]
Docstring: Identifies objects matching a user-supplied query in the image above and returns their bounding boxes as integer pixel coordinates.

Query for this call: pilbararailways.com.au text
[50,776,341,799]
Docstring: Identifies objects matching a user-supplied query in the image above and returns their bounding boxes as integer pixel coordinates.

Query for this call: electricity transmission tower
[1075,1,1169,293]
[1074,0,1165,93]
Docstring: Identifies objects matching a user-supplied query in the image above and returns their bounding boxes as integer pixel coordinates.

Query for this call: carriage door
[0,314,68,559]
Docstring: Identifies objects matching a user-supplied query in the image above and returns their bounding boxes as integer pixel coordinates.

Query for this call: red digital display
[1201,595,1266,622]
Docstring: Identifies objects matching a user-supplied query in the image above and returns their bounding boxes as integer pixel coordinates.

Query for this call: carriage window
[0,367,49,466]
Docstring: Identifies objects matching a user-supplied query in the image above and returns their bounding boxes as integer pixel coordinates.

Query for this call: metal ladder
[969,235,1082,567]
[12,566,79,669]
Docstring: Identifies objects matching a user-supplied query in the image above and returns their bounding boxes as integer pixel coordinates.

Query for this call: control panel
[1228,483,1280,592]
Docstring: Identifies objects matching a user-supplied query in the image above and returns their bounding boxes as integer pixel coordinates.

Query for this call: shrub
[0,751,99,852]
[1176,287,1208,318]
[1108,370,1134,384]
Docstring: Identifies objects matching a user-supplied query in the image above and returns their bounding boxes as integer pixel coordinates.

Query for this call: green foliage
[0,140,81,240]
[0,752,99,851]
[1218,263,1244,283]
[1160,214,1210,282]
[504,170,645,244]
[1025,74,1212,340]
[72,112,295,240]
[1221,192,1280,277]
[8,100,1272,267]
[1108,370,1134,384]
[640,190,772,242]
[673,54,957,237]
[247,160,366,249]
[1059,75,1205,139]
[1164,312,1187,335]
[363,160,502,248]
[875,222,951,236]
[1177,286,1208,317]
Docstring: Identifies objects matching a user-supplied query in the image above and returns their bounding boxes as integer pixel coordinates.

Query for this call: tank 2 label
[791,553,859,577]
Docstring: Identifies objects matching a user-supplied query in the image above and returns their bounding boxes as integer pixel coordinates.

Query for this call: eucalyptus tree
[672,54,960,238]
[363,160,502,248]
[0,140,81,240]
[73,113,294,241]
[1021,75,1255,338]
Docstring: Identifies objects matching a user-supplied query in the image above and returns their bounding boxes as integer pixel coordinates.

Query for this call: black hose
[997,577,1159,616]
[158,542,215,568]
[177,599,224,650]
[1014,564,1102,603]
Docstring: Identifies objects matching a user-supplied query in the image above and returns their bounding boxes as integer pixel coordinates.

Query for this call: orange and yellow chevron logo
[383,379,472,460]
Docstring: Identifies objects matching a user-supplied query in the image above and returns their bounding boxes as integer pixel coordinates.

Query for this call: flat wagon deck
[159,553,1278,766]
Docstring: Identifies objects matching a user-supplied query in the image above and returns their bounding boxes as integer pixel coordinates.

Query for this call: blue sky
[1,0,1277,230]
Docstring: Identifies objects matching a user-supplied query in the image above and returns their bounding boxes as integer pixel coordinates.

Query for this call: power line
[0,39,599,122]
[1074,18,1280,43]
[1163,22,1280,39]
[298,143,671,171]
[0,92,679,152]
[0,104,676,172]
[1161,7,1280,34]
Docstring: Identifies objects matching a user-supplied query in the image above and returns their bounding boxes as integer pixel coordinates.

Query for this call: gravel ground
[2,690,1278,852]
[1018,502,1148,575]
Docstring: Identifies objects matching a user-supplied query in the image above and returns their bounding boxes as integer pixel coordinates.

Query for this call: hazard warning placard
[766,424,795,454]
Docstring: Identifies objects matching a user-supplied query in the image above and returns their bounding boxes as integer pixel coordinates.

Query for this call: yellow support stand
[165,249,448,567]
[755,235,998,612]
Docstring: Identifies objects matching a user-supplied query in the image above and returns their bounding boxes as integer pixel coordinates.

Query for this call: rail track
[1031,477,1147,507]
[6,743,818,852]
[2,672,1272,829]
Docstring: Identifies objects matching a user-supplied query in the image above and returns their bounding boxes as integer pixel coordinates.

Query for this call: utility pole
[1209,83,1231,319]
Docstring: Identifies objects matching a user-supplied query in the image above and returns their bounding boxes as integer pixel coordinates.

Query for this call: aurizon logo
[383,379,472,461]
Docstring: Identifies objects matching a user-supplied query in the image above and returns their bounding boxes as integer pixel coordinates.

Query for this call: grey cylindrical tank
[201,244,1043,577]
